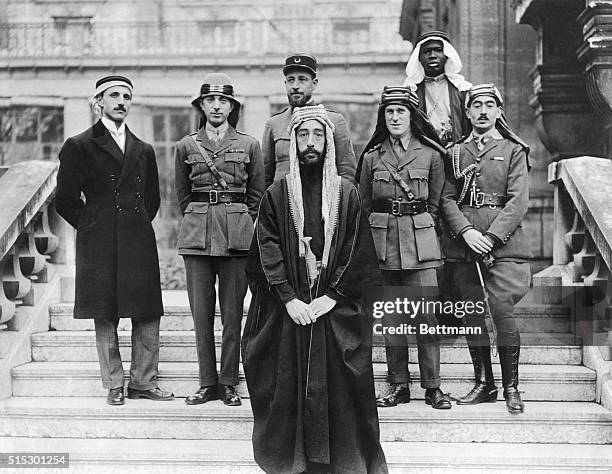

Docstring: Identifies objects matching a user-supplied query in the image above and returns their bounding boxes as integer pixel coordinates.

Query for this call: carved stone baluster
[565,212,587,283]
[34,206,60,256]
[16,230,47,278]
[564,211,585,253]
[581,257,611,342]
[571,232,597,283]
[0,268,16,330]
[2,252,32,301]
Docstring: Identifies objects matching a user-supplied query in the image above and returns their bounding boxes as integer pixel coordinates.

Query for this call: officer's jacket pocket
[177,202,209,249]
[372,170,391,199]
[407,168,428,180]
[226,203,254,251]
[412,212,441,262]
[369,212,389,262]
[225,152,250,164]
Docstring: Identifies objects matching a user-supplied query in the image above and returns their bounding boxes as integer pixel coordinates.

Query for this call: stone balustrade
[0,17,407,60]
[536,157,612,352]
[0,161,63,330]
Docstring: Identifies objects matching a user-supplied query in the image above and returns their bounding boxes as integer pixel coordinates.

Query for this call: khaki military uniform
[175,125,264,387]
[359,136,444,388]
[440,133,531,388]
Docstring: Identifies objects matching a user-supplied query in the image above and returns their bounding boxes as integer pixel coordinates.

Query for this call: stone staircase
[1,290,612,473]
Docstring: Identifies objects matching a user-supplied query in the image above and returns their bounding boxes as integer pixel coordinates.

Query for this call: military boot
[499,344,524,414]
[457,344,497,405]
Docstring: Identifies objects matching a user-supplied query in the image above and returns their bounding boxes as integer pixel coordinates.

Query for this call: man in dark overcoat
[56,75,173,405]
[261,53,357,187]
[441,84,532,414]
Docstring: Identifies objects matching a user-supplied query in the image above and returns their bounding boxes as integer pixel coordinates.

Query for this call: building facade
[0,0,559,271]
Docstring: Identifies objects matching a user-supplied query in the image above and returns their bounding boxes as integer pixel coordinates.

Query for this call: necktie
[476,135,486,151]
[393,138,403,155]
[211,130,221,145]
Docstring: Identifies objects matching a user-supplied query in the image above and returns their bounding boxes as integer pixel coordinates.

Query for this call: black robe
[242,171,387,474]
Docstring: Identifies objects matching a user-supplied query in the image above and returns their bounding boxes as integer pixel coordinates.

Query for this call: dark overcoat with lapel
[55,120,163,320]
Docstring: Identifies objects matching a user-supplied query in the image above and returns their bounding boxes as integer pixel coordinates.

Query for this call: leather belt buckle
[209,190,218,204]
[391,200,402,216]
[470,191,485,207]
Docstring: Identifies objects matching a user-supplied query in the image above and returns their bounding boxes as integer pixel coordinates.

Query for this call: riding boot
[499,343,524,414]
[457,344,497,405]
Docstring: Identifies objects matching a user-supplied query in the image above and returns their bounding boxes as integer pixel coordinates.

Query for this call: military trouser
[382,268,441,389]
[183,255,247,387]
[453,260,530,388]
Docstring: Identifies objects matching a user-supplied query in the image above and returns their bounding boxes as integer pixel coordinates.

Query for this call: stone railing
[0,161,63,331]
[0,18,407,59]
[536,156,612,407]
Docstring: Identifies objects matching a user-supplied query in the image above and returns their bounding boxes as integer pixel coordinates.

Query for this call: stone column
[513,0,605,160]
[63,96,91,140]
[577,1,612,157]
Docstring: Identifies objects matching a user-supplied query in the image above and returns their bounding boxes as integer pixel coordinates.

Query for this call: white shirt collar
[101,116,125,136]
[205,120,229,140]
[424,73,448,83]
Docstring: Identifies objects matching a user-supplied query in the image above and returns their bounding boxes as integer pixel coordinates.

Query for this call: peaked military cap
[283,53,317,77]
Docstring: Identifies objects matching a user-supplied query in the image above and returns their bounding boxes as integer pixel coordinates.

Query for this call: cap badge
[294,58,301,63]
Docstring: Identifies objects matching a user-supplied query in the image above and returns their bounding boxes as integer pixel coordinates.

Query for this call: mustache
[478,114,489,119]
[297,147,323,162]
[114,105,126,111]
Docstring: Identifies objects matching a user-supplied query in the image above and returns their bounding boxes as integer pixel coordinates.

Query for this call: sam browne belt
[372,199,428,216]
[191,190,246,204]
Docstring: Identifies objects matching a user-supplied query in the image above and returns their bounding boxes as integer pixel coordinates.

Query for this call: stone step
[49,290,573,333]
[11,361,596,401]
[48,311,574,335]
[0,397,610,445]
[1,436,611,473]
[31,330,583,365]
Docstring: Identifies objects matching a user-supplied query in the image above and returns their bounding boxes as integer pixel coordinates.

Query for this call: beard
[287,92,311,108]
[297,147,324,167]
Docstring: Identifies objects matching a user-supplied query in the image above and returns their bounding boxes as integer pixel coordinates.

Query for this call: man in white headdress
[242,105,387,473]
[404,30,472,147]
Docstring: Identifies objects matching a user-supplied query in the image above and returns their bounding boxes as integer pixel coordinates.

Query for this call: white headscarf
[403,36,472,92]
[286,105,341,279]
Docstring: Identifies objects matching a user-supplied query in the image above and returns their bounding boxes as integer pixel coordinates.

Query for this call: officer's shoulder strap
[270,107,290,118]
[364,143,382,155]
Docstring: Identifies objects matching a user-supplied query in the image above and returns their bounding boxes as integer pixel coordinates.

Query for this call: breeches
[453,260,531,348]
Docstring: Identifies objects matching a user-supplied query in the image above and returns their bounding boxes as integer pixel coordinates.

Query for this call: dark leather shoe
[127,386,174,401]
[377,384,410,407]
[456,383,498,405]
[425,388,452,409]
[185,386,219,405]
[106,387,124,406]
[503,387,525,414]
[220,385,241,406]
